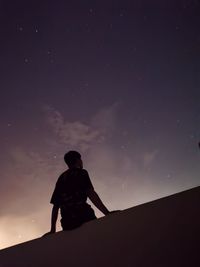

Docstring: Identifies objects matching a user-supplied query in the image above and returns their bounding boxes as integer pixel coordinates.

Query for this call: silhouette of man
[46,151,110,234]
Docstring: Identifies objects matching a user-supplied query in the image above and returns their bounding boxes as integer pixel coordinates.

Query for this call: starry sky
[0,0,200,249]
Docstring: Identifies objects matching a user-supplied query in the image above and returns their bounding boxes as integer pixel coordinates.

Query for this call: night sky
[0,0,200,249]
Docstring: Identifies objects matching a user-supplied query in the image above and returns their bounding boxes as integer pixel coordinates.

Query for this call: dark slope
[0,186,199,267]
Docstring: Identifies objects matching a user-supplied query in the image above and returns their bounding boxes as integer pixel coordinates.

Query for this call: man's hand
[87,189,110,215]
[42,230,55,238]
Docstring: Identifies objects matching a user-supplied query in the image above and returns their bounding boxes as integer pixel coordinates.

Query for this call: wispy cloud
[43,103,119,151]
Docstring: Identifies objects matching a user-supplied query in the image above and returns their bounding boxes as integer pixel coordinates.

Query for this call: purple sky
[0,0,200,249]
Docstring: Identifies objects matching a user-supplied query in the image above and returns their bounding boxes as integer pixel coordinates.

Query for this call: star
[89,8,95,15]
[189,134,194,139]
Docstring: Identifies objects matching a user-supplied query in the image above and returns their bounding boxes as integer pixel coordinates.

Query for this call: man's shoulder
[59,170,69,177]
[57,168,89,182]
[81,168,89,175]
[70,168,89,175]
[57,170,69,183]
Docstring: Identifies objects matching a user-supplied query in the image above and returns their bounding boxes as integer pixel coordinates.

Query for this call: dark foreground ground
[0,186,199,267]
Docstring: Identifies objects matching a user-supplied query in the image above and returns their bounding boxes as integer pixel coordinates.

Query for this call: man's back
[50,168,96,230]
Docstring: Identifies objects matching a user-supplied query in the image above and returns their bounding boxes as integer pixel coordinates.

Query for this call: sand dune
[0,186,199,267]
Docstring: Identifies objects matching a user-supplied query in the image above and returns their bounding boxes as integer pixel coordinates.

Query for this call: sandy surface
[0,186,199,267]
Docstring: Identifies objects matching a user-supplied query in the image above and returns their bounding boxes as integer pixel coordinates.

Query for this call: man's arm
[50,205,59,233]
[87,189,110,215]
[43,205,59,237]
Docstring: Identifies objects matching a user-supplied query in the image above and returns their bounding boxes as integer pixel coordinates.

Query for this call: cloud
[43,103,119,151]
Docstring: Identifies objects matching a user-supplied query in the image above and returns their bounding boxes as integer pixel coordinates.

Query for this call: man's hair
[64,151,81,167]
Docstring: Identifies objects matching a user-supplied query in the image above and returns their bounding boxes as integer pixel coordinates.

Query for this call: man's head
[64,151,83,169]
